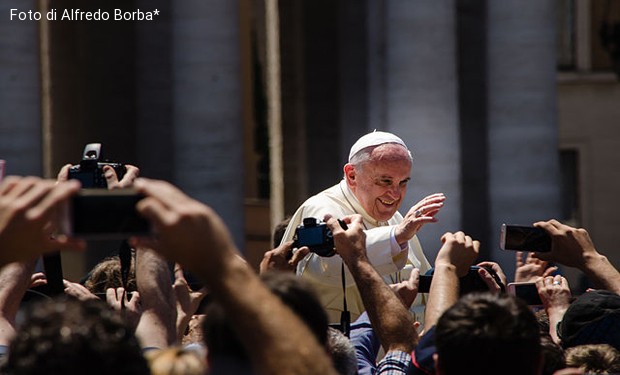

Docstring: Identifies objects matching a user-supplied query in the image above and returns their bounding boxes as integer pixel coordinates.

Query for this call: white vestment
[280,179,432,323]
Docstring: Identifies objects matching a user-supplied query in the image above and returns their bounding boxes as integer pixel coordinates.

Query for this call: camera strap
[118,240,132,310]
[340,261,351,337]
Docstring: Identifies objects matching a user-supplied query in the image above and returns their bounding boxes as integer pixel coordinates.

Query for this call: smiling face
[344,144,412,222]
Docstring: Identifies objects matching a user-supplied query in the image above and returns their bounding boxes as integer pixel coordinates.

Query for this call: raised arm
[0,261,36,345]
[327,214,418,354]
[134,246,177,349]
[534,219,620,294]
[132,178,337,375]
[423,232,480,330]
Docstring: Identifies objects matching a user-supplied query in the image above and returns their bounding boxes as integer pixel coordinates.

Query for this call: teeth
[380,199,395,205]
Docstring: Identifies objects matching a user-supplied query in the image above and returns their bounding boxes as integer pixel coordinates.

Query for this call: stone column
[487,0,560,277]
[0,1,41,176]
[172,1,245,246]
[380,0,462,259]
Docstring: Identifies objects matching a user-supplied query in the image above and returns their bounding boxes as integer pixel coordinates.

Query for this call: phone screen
[500,224,551,252]
[508,282,543,306]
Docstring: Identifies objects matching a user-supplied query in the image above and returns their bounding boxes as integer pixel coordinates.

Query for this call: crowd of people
[0,131,619,374]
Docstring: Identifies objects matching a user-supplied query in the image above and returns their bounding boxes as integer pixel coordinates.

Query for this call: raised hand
[395,193,445,245]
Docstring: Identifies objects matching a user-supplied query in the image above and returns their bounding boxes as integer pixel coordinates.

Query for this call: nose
[386,184,402,198]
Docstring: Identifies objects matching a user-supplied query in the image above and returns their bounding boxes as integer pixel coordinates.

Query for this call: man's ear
[344,164,356,185]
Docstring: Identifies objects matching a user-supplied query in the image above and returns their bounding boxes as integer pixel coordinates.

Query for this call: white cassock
[280,179,432,323]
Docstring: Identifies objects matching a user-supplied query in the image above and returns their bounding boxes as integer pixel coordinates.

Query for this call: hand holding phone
[500,224,551,252]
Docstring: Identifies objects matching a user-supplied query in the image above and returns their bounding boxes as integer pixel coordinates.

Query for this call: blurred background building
[1,0,619,291]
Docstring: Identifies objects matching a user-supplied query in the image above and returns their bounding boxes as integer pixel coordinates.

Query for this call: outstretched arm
[327,214,418,354]
[132,178,337,375]
[534,219,620,294]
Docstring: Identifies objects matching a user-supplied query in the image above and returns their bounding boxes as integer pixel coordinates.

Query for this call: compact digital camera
[68,143,126,188]
[293,217,336,257]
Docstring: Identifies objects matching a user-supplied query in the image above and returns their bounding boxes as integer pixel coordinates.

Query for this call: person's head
[1,296,149,375]
[434,292,542,375]
[273,216,292,248]
[564,344,620,373]
[202,271,329,368]
[540,334,566,375]
[344,131,413,222]
[82,254,137,294]
[327,327,357,375]
[146,346,207,375]
[558,290,620,351]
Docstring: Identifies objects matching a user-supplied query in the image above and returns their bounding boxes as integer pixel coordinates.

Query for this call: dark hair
[540,334,566,375]
[203,271,328,363]
[272,216,291,248]
[1,296,149,375]
[435,292,541,375]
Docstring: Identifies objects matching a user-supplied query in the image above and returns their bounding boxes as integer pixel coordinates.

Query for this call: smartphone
[61,188,151,240]
[500,224,551,252]
[418,274,433,293]
[417,266,499,295]
[507,282,543,306]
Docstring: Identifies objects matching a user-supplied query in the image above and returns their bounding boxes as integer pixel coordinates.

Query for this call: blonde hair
[565,344,620,373]
[146,346,206,375]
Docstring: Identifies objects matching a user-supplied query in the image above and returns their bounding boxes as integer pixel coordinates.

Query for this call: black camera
[68,143,126,188]
[293,217,336,257]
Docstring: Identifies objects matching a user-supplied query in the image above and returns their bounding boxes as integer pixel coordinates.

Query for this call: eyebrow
[375,176,411,183]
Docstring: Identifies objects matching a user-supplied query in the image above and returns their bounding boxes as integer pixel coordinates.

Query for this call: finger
[325,215,346,235]
[28,180,80,222]
[118,165,140,188]
[473,240,481,253]
[440,232,454,243]
[56,164,73,182]
[409,267,420,286]
[515,251,524,266]
[106,287,117,303]
[18,179,56,204]
[478,268,500,293]
[134,178,191,210]
[0,175,21,194]
[465,235,473,248]
[103,165,120,188]
[454,231,466,244]
[542,266,558,278]
[116,287,125,300]
[289,246,310,266]
[416,202,445,215]
[136,196,177,228]
[174,262,186,281]
[535,276,545,289]
[322,213,334,224]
